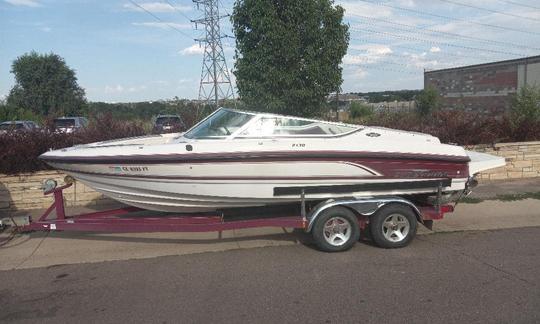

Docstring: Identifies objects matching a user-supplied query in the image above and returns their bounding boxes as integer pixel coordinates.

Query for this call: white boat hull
[55,160,469,212]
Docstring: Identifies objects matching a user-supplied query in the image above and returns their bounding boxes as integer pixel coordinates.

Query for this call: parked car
[0,120,40,134]
[152,114,186,134]
[53,117,88,133]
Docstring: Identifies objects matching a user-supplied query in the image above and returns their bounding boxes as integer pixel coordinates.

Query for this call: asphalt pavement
[1,227,539,324]
[2,195,540,270]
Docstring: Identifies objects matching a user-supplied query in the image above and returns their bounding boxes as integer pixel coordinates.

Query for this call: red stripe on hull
[41,150,471,164]
[53,157,469,180]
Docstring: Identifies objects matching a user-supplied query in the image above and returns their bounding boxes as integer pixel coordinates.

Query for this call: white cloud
[351,67,368,80]
[343,54,369,65]
[4,0,40,7]
[105,84,147,94]
[180,44,204,56]
[396,0,416,7]
[150,80,170,86]
[406,52,439,69]
[123,2,191,13]
[132,22,192,30]
[345,44,393,65]
[127,85,147,92]
[179,43,233,56]
[105,85,125,94]
[177,78,195,89]
[356,44,393,55]
[429,46,441,53]
[338,1,393,19]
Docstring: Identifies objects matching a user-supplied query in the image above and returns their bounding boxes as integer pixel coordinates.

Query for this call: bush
[0,102,42,124]
[0,113,146,174]
[349,102,374,121]
[366,110,539,145]
[509,85,540,140]
[415,86,439,116]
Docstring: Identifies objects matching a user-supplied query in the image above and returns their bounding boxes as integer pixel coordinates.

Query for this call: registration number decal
[109,166,149,172]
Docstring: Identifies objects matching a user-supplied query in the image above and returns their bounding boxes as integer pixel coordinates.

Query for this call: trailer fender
[306,197,423,232]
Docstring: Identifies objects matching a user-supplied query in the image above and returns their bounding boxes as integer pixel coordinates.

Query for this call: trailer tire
[370,204,417,249]
[312,206,360,252]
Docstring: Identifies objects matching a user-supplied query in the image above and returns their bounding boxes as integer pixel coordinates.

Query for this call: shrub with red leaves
[0,113,146,174]
[365,110,540,146]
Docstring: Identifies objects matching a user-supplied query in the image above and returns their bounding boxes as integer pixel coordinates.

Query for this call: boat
[39,108,505,212]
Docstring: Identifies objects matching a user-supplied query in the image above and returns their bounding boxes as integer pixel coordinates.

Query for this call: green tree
[231,0,349,117]
[349,102,373,121]
[7,52,87,117]
[415,85,439,116]
[511,84,540,124]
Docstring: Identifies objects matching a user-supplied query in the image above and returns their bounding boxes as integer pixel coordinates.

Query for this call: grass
[494,191,540,202]
[460,191,540,204]
[460,197,483,204]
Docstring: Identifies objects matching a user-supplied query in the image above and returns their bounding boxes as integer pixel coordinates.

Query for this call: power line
[348,48,460,65]
[497,0,540,11]
[349,39,468,59]
[352,0,540,36]
[346,63,423,75]
[162,0,193,21]
[350,27,528,57]
[436,0,540,22]
[345,56,426,69]
[348,13,540,52]
[348,41,517,72]
[128,0,193,39]
[347,47,507,72]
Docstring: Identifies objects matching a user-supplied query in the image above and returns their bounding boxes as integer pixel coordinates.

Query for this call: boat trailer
[17,180,455,252]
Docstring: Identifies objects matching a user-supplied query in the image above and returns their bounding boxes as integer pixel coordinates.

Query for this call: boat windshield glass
[183,109,255,139]
[238,117,358,137]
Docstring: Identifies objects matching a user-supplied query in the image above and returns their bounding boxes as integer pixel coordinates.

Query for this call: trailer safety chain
[0,216,21,247]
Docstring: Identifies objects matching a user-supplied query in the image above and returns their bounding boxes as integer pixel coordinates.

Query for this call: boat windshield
[237,117,358,137]
[183,109,255,139]
[183,108,360,139]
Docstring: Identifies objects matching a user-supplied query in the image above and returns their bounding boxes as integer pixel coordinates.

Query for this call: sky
[1,0,540,102]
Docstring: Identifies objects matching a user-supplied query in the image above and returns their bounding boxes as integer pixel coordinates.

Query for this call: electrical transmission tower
[192,0,234,107]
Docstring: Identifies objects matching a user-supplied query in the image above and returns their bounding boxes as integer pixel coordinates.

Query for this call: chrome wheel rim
[323,217,352,247]
[382,214,410,243]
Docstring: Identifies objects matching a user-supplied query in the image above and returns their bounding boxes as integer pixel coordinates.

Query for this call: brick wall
[0,170,112,217]
[472,141,540,181]
[424,55,540,115]
[425,63,518,114]
[1,141,539,215]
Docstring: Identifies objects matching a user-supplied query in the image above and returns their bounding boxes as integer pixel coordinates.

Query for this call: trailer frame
[18,182,454,251]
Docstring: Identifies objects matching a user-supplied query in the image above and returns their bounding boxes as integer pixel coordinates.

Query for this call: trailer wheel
[312,207,360,252]
[370,204,417,249]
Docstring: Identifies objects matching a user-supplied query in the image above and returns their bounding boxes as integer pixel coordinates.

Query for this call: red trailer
[19,181,454,252]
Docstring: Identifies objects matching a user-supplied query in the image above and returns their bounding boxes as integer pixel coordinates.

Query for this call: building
[424,55,540,114]
[327,93,367,112]
[364,100,416,113]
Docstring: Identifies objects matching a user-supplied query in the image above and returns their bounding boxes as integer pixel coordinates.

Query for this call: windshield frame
[182,108,257,139]
[182,107,362,140]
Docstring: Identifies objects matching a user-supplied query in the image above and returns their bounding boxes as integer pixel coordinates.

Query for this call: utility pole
[192,0,234,108]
